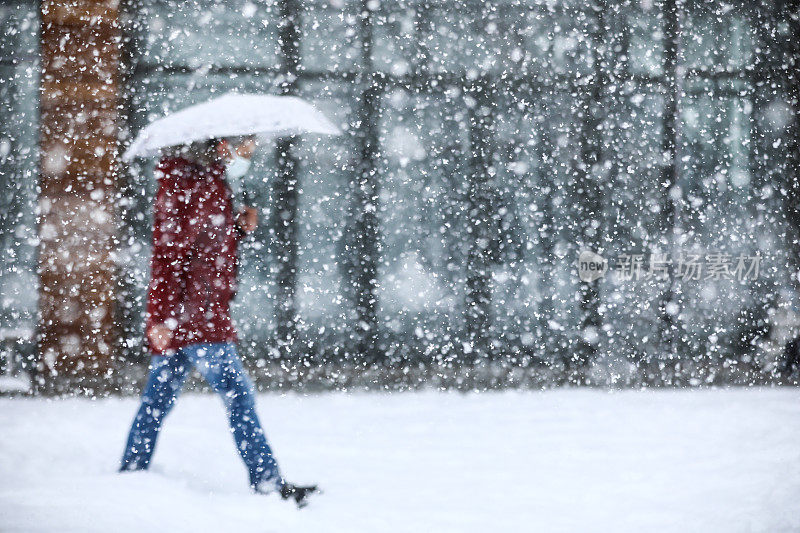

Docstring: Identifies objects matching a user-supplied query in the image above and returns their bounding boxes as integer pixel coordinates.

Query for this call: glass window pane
[135,0,280,69]
[624,5,663,77]
[377,87,470,325]
[300,0,361,72]
[292,80,355,332]
[683,10,753,72]
[0,1,38,333]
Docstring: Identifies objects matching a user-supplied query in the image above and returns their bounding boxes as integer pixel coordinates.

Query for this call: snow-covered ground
[1,389,799,532]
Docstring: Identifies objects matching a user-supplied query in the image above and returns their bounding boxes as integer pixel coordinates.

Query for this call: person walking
[119,136,318,508]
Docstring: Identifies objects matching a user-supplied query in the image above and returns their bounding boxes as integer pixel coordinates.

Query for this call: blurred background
[0,0,798,392]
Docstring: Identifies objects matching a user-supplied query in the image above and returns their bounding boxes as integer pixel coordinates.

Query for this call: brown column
[38,0,120,392]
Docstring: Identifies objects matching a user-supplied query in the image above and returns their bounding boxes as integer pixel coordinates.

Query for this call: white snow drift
[1,389,798,532]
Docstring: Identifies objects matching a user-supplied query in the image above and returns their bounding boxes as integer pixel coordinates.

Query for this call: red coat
[145,156,242,355]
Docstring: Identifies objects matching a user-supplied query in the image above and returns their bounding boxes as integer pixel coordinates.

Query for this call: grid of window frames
[123,0,780,374]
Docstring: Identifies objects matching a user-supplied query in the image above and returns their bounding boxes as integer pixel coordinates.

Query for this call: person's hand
[148,324,173,352]
[236,206,258,233]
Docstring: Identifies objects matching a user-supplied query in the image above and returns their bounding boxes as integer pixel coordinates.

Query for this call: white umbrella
[122,93,341,161]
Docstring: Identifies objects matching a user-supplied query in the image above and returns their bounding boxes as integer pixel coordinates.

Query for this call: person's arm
[145,160,192,353]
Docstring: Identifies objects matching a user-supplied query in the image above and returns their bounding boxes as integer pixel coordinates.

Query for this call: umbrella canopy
[122,93,341,161]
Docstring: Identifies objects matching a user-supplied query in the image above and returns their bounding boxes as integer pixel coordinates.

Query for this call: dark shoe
[280,483,320,508]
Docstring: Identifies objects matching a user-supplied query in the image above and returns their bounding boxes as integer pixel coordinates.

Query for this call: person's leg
[184,343,283,491]
[120,351,190,471]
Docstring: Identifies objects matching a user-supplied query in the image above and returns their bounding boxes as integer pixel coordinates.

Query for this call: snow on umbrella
[122,93,341,161]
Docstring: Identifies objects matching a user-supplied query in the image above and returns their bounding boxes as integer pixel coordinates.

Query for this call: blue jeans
[120,343,283,491]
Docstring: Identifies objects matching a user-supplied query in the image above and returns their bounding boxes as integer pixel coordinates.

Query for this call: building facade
[0,0,796,391]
